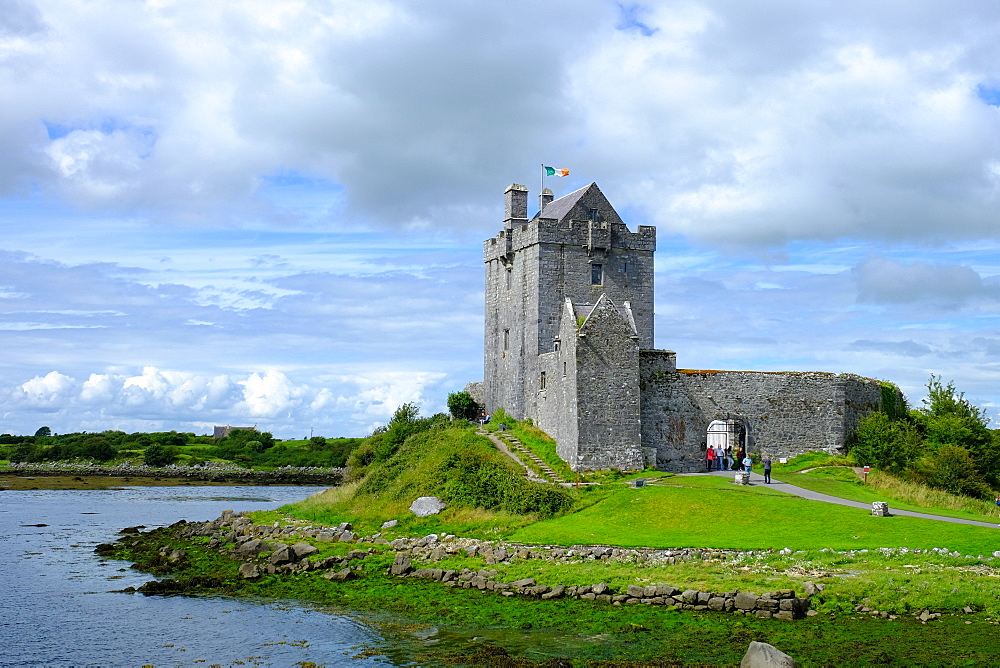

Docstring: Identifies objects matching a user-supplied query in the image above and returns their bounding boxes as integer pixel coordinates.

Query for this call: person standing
[763,456,772,484]
[706,446,716,471]
[742,455,752,473]
[714,446,725,470]
[725,446,733,471]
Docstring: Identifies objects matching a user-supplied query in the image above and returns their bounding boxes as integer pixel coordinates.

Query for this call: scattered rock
[323,568,357,582]
[381,520,398,529]
[238,563,260,579]
[409,496,446,517]
[740,641,799,667]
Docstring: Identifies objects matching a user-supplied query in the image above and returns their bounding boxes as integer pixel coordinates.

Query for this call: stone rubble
[171,511,823,620]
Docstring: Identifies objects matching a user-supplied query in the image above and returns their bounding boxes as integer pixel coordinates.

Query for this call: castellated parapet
[478,183,889,472]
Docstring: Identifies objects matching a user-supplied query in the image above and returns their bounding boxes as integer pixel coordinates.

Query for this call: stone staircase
[491,431,568,485]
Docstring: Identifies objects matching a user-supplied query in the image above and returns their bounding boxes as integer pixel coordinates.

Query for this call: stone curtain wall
[640,364,884,471]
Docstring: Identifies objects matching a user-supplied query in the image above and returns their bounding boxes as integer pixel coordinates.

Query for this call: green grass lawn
[510,481,1000,554]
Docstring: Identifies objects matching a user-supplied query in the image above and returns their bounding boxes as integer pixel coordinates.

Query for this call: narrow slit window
[540,371,546,390]
[506,268,512,290]
[503,329,509,350]
[591,263,603,285]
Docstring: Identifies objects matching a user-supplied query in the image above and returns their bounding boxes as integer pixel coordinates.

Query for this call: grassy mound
[283,422,576,537]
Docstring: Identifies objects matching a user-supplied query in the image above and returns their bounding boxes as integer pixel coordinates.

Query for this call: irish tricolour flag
[543,166,569,177]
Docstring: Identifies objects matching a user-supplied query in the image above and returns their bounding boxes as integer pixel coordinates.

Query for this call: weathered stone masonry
[471,183,890,472]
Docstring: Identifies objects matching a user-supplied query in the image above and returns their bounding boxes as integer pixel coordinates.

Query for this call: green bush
[849,411,921,471]
[143,443,176,467]
[922,445,995,500]
[434,448,573,517]
[447,391,482,422]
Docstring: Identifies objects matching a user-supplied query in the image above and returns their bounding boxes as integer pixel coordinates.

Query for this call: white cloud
[3,1,1000,436]
[20,371,75,406]
[239,370,300,417]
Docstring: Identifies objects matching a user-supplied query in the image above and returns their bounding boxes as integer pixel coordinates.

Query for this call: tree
[849,411,921,471]
[34,426,51,438]
[81,435,116,462]
[915,376,998,486]
[447,391,482,422]
[143,443,175,467]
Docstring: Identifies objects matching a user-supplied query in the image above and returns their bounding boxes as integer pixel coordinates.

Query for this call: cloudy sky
[3,0,1000,439]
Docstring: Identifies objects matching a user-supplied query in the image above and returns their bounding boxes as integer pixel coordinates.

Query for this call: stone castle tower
[472,183,890,472]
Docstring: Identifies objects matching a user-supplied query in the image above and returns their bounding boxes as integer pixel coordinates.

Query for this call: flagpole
[540,163,544,215]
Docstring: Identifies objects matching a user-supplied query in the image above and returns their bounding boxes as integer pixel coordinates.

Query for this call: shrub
[434,449,573,517]
[143,444,175,467]
[923,445,995,500]
[849,411,921,471]
[447,391,482,422]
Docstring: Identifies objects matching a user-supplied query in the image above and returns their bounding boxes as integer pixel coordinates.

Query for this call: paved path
[674,469,1000,529]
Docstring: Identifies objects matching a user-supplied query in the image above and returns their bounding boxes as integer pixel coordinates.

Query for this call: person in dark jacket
[763,456,772,484]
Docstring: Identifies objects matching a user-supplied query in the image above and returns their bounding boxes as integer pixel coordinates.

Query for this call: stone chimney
[504,184,528,228]
[539,188,554,214]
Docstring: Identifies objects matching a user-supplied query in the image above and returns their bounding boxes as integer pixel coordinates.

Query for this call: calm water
[0,483,407,667]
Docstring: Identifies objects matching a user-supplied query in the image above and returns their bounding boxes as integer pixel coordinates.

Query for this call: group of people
[705,445,773,483]
[705,445,742,471]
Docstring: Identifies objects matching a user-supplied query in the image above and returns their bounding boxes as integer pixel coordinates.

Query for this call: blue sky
[3,0,1000,438]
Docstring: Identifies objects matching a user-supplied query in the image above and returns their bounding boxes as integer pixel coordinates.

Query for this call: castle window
[589,208,600,222]
[562,361,567,376]
[503,329,509,350]
[540,371,546,390]
[506,268,512,290]
[591,263,603,285]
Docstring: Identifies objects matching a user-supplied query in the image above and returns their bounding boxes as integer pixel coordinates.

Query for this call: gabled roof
[537,181,623,223]
[538,183,592,221]
[572,295,637,336]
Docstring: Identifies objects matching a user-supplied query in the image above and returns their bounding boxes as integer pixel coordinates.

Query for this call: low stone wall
[175,511,814,621]
[395,554,809,619]
[3,462,344,485]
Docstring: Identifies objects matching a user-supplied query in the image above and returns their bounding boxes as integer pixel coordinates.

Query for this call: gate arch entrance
[705,419,748,471]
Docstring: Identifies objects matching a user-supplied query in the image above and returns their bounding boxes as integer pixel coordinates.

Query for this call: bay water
[0,483,408,666]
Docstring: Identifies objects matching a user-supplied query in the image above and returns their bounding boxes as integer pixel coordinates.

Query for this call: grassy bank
[103,522,1000,667]
[92,423,1000,665]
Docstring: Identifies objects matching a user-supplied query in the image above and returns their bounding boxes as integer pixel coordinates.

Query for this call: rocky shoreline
[154,510,819,621]
[2,462,344,485]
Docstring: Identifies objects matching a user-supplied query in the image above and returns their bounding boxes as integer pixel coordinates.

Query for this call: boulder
[740,641,799,667]
[238,563,261,579]
[236,539,268,557]
[323,568,357,582]
[409,496,447,517]
[381,519,398,529]
[389,554,412,576]
[269,545,295,565]
[290,542,318,559]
